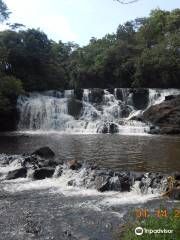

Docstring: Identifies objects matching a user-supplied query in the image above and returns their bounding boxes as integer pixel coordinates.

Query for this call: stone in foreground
[6,168,27,180]
[33,168,55,180]
[32,147,55,158]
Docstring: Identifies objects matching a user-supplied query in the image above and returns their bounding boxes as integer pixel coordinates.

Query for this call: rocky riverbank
[142,95,180,135]
[1,147,180,200]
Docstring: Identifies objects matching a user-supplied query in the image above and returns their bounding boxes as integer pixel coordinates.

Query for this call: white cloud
[39,15,78,42]
[3,0,78,42]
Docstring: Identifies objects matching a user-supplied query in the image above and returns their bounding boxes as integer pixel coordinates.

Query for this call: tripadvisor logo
[135,227,143,236]
[135,227,174,236]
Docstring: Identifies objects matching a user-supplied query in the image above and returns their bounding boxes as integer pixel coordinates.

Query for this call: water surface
[0,133,180,173]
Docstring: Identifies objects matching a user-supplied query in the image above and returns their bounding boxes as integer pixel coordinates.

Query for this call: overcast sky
[1,0,180,46]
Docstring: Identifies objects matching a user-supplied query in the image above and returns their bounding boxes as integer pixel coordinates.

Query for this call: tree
[115,0,139,4]
[0,0,10,23]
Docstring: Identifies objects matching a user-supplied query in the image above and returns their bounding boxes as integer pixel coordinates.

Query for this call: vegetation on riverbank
[120,208,180,240]
[0,0,180,129]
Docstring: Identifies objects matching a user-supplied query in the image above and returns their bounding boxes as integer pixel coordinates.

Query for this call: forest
[0,0,180,122]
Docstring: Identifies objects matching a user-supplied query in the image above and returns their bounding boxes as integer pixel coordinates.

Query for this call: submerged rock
[94,175,110,192]
[32,168,55,180]
[6,168,27,180]
[32,147,55,158]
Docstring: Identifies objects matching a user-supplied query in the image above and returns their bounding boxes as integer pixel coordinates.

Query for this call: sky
[1,0,180,46]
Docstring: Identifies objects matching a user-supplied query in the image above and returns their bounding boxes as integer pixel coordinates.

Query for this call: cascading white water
[17,88,180,134]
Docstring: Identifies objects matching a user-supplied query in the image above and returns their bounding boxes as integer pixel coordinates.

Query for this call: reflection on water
[0,133,180,173]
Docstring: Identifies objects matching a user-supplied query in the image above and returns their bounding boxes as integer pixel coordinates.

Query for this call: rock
[148,126,160,134]
[132,89,149,110]
[6,168,27,180]
[165,95,176,101]
[32,168,55,180]
[97,122,119,134]
[68,98,83,119]
[109,176,122,191]
[88,89,104,104]
[32,147,55,158]
[23,156,39,169]
[74,88,83,101]
[115,88,124,101]
[174,173,180,181]
[68,180,74,186]
[94,175,110,192]
[38,159,59,168]
[67,160,82,170]
[169,188,180,200]
[143,95,180,135]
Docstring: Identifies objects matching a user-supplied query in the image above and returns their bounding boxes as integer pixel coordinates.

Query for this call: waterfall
[17,88,180,134]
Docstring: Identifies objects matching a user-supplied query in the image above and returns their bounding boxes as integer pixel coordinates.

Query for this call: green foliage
[0,8,179,102]
[0,75,24,112]
[121,209,180,240]
[0,0,10,22]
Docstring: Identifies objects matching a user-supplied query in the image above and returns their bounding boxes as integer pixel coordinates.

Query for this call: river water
[0,133,180,173]
[0,133,179,239]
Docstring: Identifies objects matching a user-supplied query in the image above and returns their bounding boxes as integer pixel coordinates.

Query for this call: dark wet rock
[148,126,160,134]
[109,176,122,191]
[32,147,55,158]
[107,88,114,94]
[68,160,82,170]
[130,172,144,181]
[115,88,124,101]
[169,188,180,200]
[165,95,176,101]
[22,155,39,169]
[68,98,83,119]
[38,159,59,168]
[68,180,74,186]
[121,105,132,118]
[130,116,143,122]
[132,89,149,110]
[74,88,83,100]
[143,95,180,135]
[94,175,110,192]
[174,173,180,181]
[97,122,119,134]
[88,89,104,104]
[32,168,55,180]
[6,168,27,180]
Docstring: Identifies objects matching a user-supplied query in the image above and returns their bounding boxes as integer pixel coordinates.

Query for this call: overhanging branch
[115,0,139,4]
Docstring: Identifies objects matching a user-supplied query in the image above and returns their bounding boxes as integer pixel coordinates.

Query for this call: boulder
[109,176,122,191]
[165,95,176,101]
[74,88,83,101]
[32,147,55,158]
[6,168,27,180]
[88,89,104,104]
[32,168,55,180]
[132,89,149,110]
[38,159,59,168]
[68,98,83,119]
[67,160,82,170]
[94,175,110,192]
[97,122,119,134]
[142,95,180,135]
[169,188,180,200]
